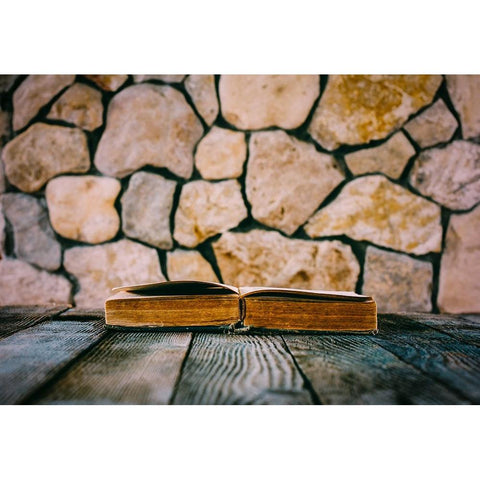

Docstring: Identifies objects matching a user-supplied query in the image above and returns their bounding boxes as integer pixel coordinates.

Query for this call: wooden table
[0,306,479,404]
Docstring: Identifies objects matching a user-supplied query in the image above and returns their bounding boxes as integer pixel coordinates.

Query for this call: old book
[105,281,377,333]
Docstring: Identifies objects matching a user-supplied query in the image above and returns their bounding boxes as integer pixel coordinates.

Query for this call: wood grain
[373,315,480,403]
[283,334,467,404]
[33,331,192,405]
[0,305,69,339]
[59,308,105,321]
[0,319,105,404]
[172,333,313,404]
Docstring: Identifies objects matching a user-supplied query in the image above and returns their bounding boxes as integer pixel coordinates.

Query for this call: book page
[238,286,371,301]
[112,280,239,296]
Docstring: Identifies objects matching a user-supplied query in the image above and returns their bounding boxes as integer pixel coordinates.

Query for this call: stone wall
[0,74,479,313]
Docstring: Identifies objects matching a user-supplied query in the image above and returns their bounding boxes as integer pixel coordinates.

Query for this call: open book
[105,281,377,333]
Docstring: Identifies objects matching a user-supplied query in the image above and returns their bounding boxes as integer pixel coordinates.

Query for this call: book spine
[239,296,246,323]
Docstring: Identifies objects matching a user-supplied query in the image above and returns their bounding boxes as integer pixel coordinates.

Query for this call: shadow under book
[105,281,377,334]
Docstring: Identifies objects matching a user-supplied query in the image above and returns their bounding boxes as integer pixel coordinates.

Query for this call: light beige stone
[246,130,344,235]
[167,249,218,282]
[308,75,442,150]
[438,204,480,313]
[409,140,480,210]
[95,84,203,179]
[133,75,186,83]
[345,131,415,179]
[305,175,442,255]
[213,230,359,291]
[121,171,176,249]
[446,75,480,139]
[404,99,457,148]
[219,75,320,130]
[195,126,246,180]
[64,239,165,307]
[85,75,128,91]
[174,180,247,247]
[0,258,72,305]
[12,75,75,131]
[2,193,61,271]
[47,83,103,131]
[362,246,433,312]
[46,175,121,244]
[185,75,219,125]
[2,123,90,193]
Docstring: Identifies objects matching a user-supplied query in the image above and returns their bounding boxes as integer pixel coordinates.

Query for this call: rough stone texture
[219,75,319,130]
[2,123,90,193]
[64,239,165,307]
[308,75,442,150]
[133,75,186,83]
[121,171,176,249]
[362,246,433,313]
[47,83,103,131]
[167,249,219,282]
[95,84,203,179]
[0,109,10,143]
[0,258,72,306]
[174,180,247,248]
[344,132,415,179]
[246,130,344,235]
[305,175,442,255]
[0,75,19,93]
[185,75,219,125]
[213,230,359,291]
[84,75,128,91]
[438,205,480,313]
[404,99,458,148]
[46,175,121,244]
[0,205,5,258]
[0,160,5,193]
[409,140,480,210]
[195,126,246,180]
[12,75,75,131]
[446,75,480,139]
[2,193,61,271]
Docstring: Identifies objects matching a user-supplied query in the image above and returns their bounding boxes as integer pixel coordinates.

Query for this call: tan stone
[47,83,103,131]
[185,75,219,125]
[0,258,72,305]
[174,180,247,247]
[213,230,359,291]
[362,246,433,312]
[438,205,480,313]
[121,171,176,249]
[409,140,480,210]
[308,75,442,150]
[305,175,442,255]
[195,126,246,180]
[12,75,75,131]
[167,249,218,282]
[2,123,90,193]
[64,239,165,307]
[404,99,457,148]
[2,193,61,271]
[95,84,203,179]
[219,75,320,130]
[345,131,415,179]
[133,75,186,83]
[84,75,128,91]
[46,175,121,244]
[246,130,344,235]
[446,75,480,139]
[0,160,5,193]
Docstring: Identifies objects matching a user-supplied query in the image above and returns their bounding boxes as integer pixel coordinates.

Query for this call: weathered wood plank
[283,334,467,404]
[33,331,192,405]
[0,319,105,404]
[172,333,313,404]
[392,313,480,348]
[462,315,480,323]
[59,308,104,321]
[372,315,480,403]
[0,305,70,339]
